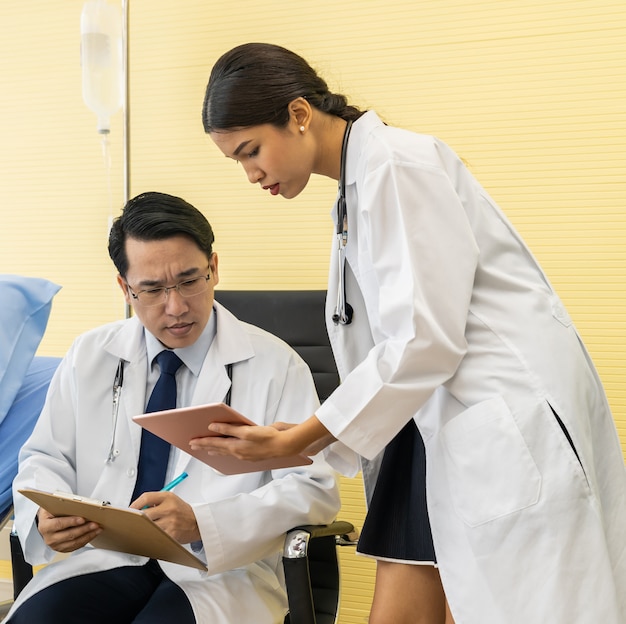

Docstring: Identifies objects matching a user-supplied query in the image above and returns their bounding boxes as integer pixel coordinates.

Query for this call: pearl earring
[299,125,305,133]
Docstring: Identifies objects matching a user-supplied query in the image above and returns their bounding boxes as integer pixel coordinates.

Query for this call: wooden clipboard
[132,402,313,475]
[19,488,207,571]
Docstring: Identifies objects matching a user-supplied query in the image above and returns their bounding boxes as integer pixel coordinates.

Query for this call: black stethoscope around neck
[332,119,354,326]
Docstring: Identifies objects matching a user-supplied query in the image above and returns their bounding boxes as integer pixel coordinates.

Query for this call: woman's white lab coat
[10,303,340,623]
[317,111,626,623]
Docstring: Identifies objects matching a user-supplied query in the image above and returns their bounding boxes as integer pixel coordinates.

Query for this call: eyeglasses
[126,274,211,307]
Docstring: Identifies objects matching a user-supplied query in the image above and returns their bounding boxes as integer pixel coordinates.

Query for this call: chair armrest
[283,521,357,558]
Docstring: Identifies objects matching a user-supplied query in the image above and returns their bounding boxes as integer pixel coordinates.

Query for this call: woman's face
[210,122,315,200]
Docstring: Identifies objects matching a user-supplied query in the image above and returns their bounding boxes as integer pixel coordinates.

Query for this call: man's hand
[36,508,102,553]
[130,492,200,544]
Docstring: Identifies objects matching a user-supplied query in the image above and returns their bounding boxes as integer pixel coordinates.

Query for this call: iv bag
[81,0,123,134]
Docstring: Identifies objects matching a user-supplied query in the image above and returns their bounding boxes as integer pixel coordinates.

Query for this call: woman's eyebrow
[233,140,252,157]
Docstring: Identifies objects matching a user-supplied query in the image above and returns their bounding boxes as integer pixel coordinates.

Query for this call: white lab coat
[10,303,340,623]
[317,111,626,623]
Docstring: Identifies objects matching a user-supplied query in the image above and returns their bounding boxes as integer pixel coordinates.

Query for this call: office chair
[216,290,356,624]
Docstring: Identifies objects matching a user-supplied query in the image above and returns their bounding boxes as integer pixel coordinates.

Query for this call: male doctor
[7,191,340,623]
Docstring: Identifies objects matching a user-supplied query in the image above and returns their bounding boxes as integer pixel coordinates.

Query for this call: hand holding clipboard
[19,488,207,570]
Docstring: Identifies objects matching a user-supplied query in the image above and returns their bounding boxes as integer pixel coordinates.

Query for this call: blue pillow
[0,275,61,424]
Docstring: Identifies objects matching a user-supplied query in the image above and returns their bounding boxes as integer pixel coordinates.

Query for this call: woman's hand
[189,422,299,461]
[189,415,336,462]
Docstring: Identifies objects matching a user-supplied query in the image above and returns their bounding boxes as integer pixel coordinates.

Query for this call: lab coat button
[127,468,136,477]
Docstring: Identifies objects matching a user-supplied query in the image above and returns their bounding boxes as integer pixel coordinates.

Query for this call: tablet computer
[132,402,312,475]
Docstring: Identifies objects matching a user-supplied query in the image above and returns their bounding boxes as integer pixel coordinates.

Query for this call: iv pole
[122,0,132,319]
[122,0,130,208]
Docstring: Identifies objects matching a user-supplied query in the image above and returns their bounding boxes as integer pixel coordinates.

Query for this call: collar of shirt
[139,309,217,481]
[145,309,216,372]
[143,308,217,406]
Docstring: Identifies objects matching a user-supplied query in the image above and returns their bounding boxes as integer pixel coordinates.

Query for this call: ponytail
[203,43,364,132]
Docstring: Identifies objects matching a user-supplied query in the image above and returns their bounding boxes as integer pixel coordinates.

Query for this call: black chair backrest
[215,290,339,401]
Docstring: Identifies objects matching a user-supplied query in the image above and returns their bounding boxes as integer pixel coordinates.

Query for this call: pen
[141,472,188,509]
[161,471,188,492]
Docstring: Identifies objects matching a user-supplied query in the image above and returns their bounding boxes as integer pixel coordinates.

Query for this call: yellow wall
[2,2,625,622]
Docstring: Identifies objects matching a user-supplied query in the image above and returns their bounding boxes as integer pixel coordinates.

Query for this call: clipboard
[132,402,313,475]
[19,488,207,571]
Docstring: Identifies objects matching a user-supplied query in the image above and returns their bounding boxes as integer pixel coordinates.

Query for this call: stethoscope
[332,119,354,326]
[106,359,125,463]
[105,358,233,464]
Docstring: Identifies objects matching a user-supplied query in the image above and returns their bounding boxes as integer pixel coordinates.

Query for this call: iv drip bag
[81,0,123,134]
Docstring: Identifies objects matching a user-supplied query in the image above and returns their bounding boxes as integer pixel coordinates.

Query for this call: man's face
[117,235,219,349]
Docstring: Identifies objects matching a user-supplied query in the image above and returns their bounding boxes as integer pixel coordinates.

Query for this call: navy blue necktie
[132,350,183,499]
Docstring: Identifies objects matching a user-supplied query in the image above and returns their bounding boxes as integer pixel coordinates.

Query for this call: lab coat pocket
[442,396,541,527]
[551,296,572,327]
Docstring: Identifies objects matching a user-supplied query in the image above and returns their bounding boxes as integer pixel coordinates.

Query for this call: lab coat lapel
[190,302,254,406]
[192,346,232,406]
[104,317,150,461]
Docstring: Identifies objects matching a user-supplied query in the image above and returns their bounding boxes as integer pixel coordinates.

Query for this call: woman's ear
[288,97,313,132]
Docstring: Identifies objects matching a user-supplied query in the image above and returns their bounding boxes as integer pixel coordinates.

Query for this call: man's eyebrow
[232,140,252,157]
[135,267,203,287]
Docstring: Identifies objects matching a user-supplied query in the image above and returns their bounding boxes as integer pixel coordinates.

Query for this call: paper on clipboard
[132,402,313,475]
[19,488,207,571]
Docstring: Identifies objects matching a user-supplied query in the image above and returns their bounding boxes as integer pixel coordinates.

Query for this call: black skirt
[357,419,437,563]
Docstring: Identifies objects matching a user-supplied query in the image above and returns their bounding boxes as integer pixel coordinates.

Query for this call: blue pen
[161,471,188,492]
[141,472,188,509]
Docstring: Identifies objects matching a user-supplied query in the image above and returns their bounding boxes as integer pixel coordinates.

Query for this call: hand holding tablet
[132,403,313,474]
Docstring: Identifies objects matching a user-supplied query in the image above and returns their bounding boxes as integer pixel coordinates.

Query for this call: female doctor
[197,43,626,624]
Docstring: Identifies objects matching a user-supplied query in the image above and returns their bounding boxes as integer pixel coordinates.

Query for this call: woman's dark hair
[108,191,215,278]
[202,43,364,132]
